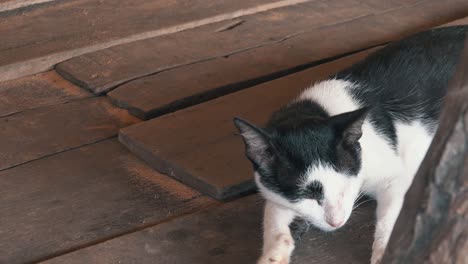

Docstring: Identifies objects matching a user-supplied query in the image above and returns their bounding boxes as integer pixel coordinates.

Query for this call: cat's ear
[233,117,275,169]
[329,108,369,144]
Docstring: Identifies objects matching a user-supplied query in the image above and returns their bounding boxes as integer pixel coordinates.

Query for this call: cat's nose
[327,218,344,228]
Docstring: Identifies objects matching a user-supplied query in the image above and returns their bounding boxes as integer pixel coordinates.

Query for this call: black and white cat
[233,26,467,264]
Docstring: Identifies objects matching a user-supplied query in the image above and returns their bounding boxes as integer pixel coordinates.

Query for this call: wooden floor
[0,1,468,263]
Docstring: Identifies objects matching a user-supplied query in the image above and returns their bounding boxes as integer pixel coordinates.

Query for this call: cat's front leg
[371,189,405,264]
[258,201,296,264]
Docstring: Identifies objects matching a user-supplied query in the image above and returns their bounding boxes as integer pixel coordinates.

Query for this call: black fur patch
[259,101,363,202]
[336,26,467,145]
[304,180,324,204]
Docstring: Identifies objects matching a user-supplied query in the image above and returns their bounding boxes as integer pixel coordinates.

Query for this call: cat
[233,25,467,264]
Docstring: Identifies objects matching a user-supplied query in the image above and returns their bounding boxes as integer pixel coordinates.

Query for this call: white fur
[257,201,296,264]
[299,79,359,115]
[299,164,362,230]
[257,80,435,264]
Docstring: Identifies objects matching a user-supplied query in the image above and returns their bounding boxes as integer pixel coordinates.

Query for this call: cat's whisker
[353,199,372,210]
[354,192,364,204]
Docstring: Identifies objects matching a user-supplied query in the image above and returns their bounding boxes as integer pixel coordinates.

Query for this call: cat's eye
[306,180,324,202]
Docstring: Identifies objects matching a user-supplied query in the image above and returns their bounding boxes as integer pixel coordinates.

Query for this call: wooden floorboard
[54,0,448,94]
[0,0,314,81]
[0,139,214,264]
[107,15,468,120]
[0,97,138,170]
[40,195,376,264]
[0,71,91,117]
[118,48,378,200]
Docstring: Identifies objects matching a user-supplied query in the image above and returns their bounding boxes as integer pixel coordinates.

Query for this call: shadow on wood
[382,34,468,263]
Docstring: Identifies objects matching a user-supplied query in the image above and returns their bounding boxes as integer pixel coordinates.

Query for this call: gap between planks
[0,134,116,173]
[0,0,315,82]
[32,200,220,264]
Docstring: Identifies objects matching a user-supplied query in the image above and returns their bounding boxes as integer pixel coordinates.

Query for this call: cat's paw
[370,240,386,264]
[258,234,295,264]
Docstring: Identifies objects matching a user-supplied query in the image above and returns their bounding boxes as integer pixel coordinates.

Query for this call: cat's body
[234,26,467,264]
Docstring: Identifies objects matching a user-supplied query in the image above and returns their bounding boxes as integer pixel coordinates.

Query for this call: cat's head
[233,107,368,231]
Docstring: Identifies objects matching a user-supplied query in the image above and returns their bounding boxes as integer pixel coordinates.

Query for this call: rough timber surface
[0,71,91,117]
[119,48,379,200]
[0,0,315,82]
[58,0,468,94]
[41,195,376,264]
[0,97,138,170]
[0,139,213,264]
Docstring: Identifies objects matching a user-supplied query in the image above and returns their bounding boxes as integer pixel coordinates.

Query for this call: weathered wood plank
[0,0,314,81]
[0,139,214,264]
[108,16,468,120]
[0,71,91,117]
[118,48,378,200]
[57,0,468,94]
[41,195,376,264]
[382,34,468,264]
[106,35,365,120]
[0,97,138,170]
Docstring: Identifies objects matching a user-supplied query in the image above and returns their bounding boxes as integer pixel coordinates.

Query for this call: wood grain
[0,0,314,81]
[0,139,214,264]
[0,71,91,117]
[0,97,138,170]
